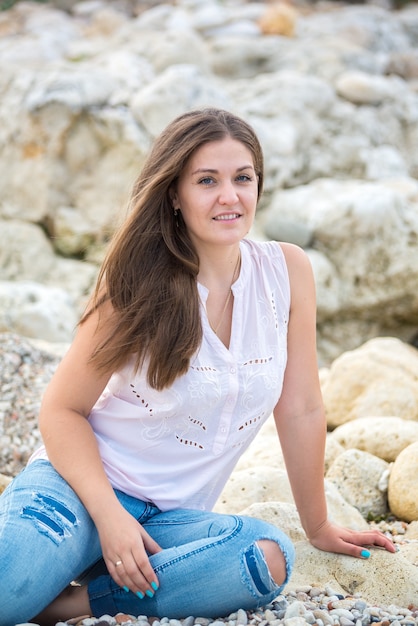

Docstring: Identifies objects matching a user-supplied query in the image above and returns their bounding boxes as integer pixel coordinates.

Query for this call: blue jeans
[0,460,295,624]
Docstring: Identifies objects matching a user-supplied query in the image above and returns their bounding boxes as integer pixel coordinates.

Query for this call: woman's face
[172,137,259,253]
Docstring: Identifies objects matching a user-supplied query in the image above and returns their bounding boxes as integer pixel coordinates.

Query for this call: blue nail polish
[123,586,130,593]
[151,581,159,591]
[136,591,145,599]
[361,549,371,558]
[146,589,154,598]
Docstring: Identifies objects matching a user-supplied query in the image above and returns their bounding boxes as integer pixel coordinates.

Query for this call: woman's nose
[218,181,239,205]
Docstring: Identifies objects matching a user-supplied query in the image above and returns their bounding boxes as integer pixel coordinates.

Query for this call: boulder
[130,64,231,137]
[0,280,78,343]
[233,414,286,472]
[0,220,97,314]
[263,180,418,361]
[216,465,369,532]
[331,416,418,462]
[326,449,390,519]
[388,441,418,522]
[213,466,294,514]
[240,501,306,543]
[285,541,418,607]
[322,337,418,428]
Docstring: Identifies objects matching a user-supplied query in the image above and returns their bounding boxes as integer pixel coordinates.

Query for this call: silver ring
[115,560,123,567]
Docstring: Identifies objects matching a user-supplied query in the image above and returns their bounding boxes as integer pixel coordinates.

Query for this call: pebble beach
[23,581,418,626]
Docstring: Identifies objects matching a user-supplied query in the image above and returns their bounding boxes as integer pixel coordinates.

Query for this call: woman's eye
[198,177,214,185]
[237,174,252,182]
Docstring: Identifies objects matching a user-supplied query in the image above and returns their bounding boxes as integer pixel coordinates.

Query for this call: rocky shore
[0,0,418,363]
[1,0,418,622]
[2,331,418,624]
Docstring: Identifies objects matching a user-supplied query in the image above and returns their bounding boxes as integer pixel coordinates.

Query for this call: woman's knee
[257,539,287,586]
[239,515,295,587]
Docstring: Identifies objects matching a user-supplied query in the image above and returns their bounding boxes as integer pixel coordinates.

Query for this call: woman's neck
[197,244,241,291]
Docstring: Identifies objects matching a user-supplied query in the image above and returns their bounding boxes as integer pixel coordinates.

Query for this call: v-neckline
[197,242,245,353]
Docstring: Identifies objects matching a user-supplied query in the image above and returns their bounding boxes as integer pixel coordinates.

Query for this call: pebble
[15,586,418,626]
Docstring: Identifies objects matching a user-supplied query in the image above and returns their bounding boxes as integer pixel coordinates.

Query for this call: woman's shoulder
[243,238,309,268]
[242,238,283,257]
[244,239,310,268]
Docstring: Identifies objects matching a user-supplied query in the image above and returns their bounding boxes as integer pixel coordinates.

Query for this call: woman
[0,108,395,625]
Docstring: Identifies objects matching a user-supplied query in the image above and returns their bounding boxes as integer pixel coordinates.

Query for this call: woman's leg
[0,460,103,626]
[0,462,158,625]
[87,509,295,619]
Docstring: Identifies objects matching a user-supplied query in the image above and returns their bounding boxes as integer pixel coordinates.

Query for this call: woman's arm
[39,302,161,595]
[273,243,395,556]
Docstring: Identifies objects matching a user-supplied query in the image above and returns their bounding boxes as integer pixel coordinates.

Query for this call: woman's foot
[32,584,92,626]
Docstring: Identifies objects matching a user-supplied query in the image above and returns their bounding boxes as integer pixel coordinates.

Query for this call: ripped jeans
[0,460,295,624]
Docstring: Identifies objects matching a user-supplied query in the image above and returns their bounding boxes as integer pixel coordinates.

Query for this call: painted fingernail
[151,581,159,591]
[361,549,371,558]
[136,591,145,599]
[123,586,130,593]
[146,589,154,598]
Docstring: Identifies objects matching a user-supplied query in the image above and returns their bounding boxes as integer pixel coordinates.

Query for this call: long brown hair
[83,108,264,389]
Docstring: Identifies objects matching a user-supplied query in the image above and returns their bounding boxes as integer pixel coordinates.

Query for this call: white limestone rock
[213,466,294,515]
[286,541,418,607]
[264,179,418,336]
[130,64,231,137]
[216,465,369,532]
[240,501,306,543]
[335,71,406,105]
[322,337,418,428]
[331,416,418,462]
[0,220,56,282]
[0,281,78,343]
[326,448,390,519]
[388,441,418,522]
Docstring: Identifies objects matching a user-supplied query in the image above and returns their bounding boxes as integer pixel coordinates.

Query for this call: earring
[174,207,180,227]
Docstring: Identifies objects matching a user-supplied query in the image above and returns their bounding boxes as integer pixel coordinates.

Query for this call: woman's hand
[308,519,397,558]
[96,504,162,599]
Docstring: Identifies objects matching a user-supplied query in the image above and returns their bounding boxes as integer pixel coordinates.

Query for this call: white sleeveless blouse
[33,239,291,511]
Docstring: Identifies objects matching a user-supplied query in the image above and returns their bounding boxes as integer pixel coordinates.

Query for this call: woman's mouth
[213,213,241,221]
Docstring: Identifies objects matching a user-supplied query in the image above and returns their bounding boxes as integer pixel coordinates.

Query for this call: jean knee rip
[240,540,294,601]
[21,492,79,545]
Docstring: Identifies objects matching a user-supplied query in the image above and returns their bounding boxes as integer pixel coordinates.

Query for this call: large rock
[262,179,418,361]
[241,501,306,543]
[0,220,97,315]
[0,281,78,343]
[286,541,418,607]
[216,466,369,532]
[0,66,151,236]
[130,63,232,137]
[388,441,418,522]
[241,498,417,606]
[322,337,418,428]
[331,416,418,462]
[214,466,294,514]
[326,449,390,519]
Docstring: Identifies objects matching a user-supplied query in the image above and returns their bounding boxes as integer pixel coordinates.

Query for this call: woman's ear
[169,186,179,208]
